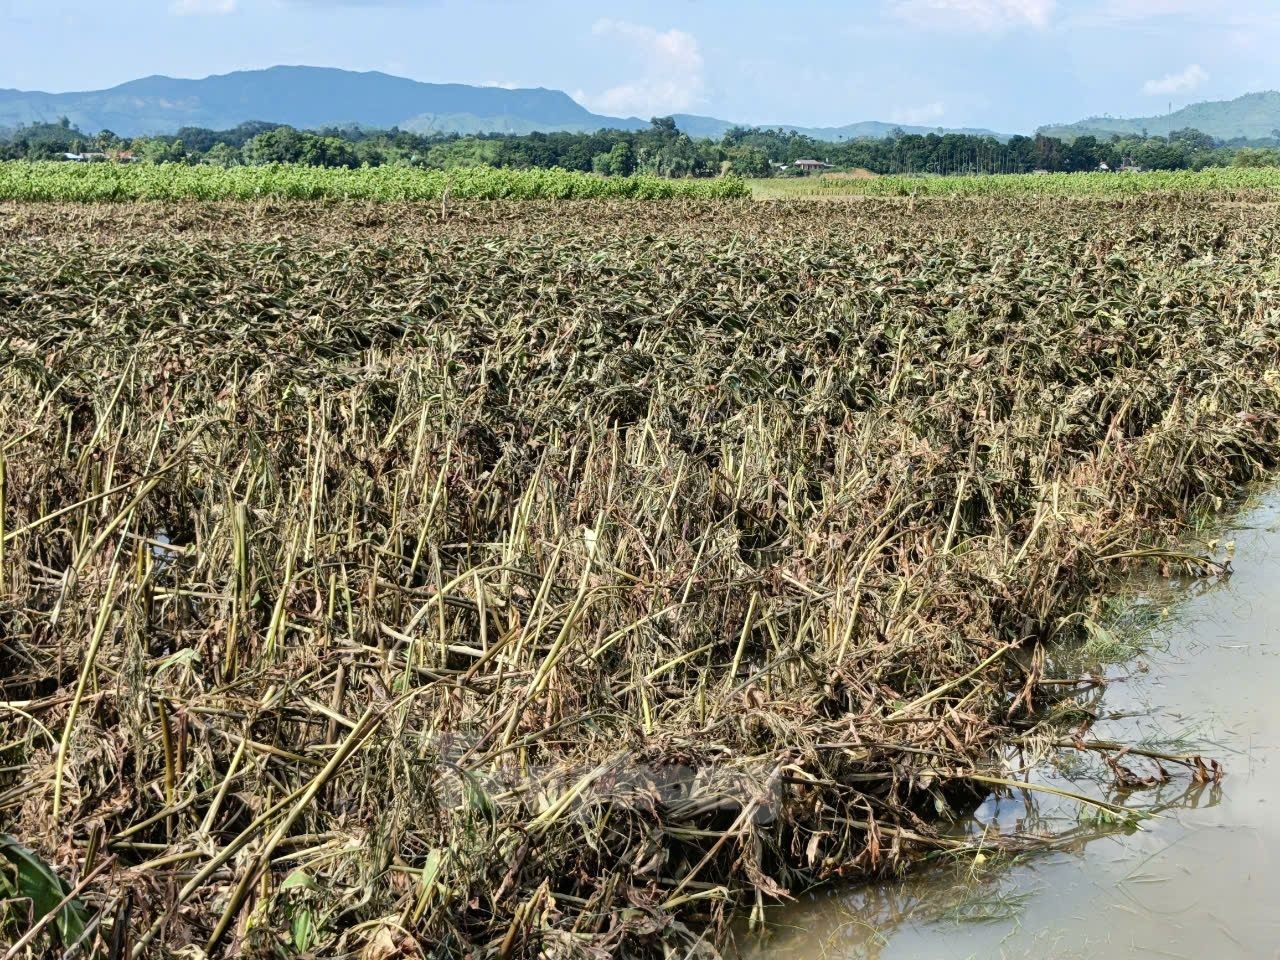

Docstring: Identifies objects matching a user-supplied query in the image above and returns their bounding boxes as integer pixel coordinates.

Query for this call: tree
[1169,128,1215,152]
[650,116,679,136]
[422,137,501,170]
[203,142,240,167]
[592,141,635,177]
[1234,147,1280,168]
[726,146,771,178]
[1033,134,1063,171]
[242,127,359,168]
[94,129,119,152]
[1066,135,1102,172]
[1134,141,1186,170]
[136,137,187,163]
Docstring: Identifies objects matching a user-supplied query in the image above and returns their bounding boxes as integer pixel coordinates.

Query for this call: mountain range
[668,114,1006,141]
[0,66,1008,140]
[0,67,646,137]
[1,66,1277,144]
[1037,91,1280,142]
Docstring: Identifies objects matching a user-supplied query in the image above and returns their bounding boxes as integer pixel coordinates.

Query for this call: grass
[0,161,749,201]
[750,167,1280,198]
[1,192,1279,957]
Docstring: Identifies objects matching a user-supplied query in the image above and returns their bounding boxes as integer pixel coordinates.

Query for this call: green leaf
[0,854,18,898]
[420,849,443,891]
[456,767,497,822]
[279,868,317,893]
[0,835,89,947]
[291,906,315,952]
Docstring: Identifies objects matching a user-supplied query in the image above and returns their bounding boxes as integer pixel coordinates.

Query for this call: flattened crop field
[2,194,1279,957]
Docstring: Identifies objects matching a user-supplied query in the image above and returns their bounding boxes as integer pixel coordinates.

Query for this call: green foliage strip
[0,161,749,201]
[751,166,1280,197]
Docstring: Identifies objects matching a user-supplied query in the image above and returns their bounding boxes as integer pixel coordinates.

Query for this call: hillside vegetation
[0,66,643,137]
[0,65,1009,141]
[1041,91,1280,142]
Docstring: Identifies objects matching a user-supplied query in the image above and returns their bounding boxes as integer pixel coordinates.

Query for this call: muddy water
[742,492,1280,959]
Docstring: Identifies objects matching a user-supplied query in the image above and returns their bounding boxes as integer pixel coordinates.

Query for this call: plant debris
[1,194,1278,957]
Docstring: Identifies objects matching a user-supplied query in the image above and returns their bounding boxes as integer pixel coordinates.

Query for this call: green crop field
[751,167,1280,198]
[0,161,749,201]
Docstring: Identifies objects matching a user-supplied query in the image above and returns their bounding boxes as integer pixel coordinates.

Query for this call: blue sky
[3,0,1279,132]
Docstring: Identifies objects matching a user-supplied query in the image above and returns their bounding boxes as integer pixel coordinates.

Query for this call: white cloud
[890,0,1055,31]
[1097,0,1204,18]
[1142,63,1208,95]
[1079,0,1277,28]
[481,80,520,90]
[577,20,705,118]
[892,102,947,124]
[170,0,237,13]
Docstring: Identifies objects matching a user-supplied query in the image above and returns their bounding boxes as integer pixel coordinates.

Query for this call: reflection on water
[740,492,1280,959]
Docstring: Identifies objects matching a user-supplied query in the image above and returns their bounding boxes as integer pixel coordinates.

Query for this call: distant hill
[0,65,1013,142]
[673,114,1009,142]
[18,65,1273,146]
[0,66,648,137]
[1039,91,1280,141]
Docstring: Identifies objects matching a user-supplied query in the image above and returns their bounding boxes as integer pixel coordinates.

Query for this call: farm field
[750,166,1280,198]
[2,194,1280,958]
[0,161,749,201]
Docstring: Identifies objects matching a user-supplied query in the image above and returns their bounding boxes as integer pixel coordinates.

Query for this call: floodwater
[741,491,1280,960]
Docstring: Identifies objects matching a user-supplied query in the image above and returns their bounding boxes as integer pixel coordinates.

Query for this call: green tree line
[3,115,1279,176]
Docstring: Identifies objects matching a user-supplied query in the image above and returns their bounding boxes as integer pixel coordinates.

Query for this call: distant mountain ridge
[1039,91,1280,141]
[0,65,1010,141]
[7,66,1273,145]
[670,114,1008,141]
[0,66,649,137]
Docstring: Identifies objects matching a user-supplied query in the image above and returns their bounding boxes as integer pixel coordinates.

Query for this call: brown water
[741,492,1280,960]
